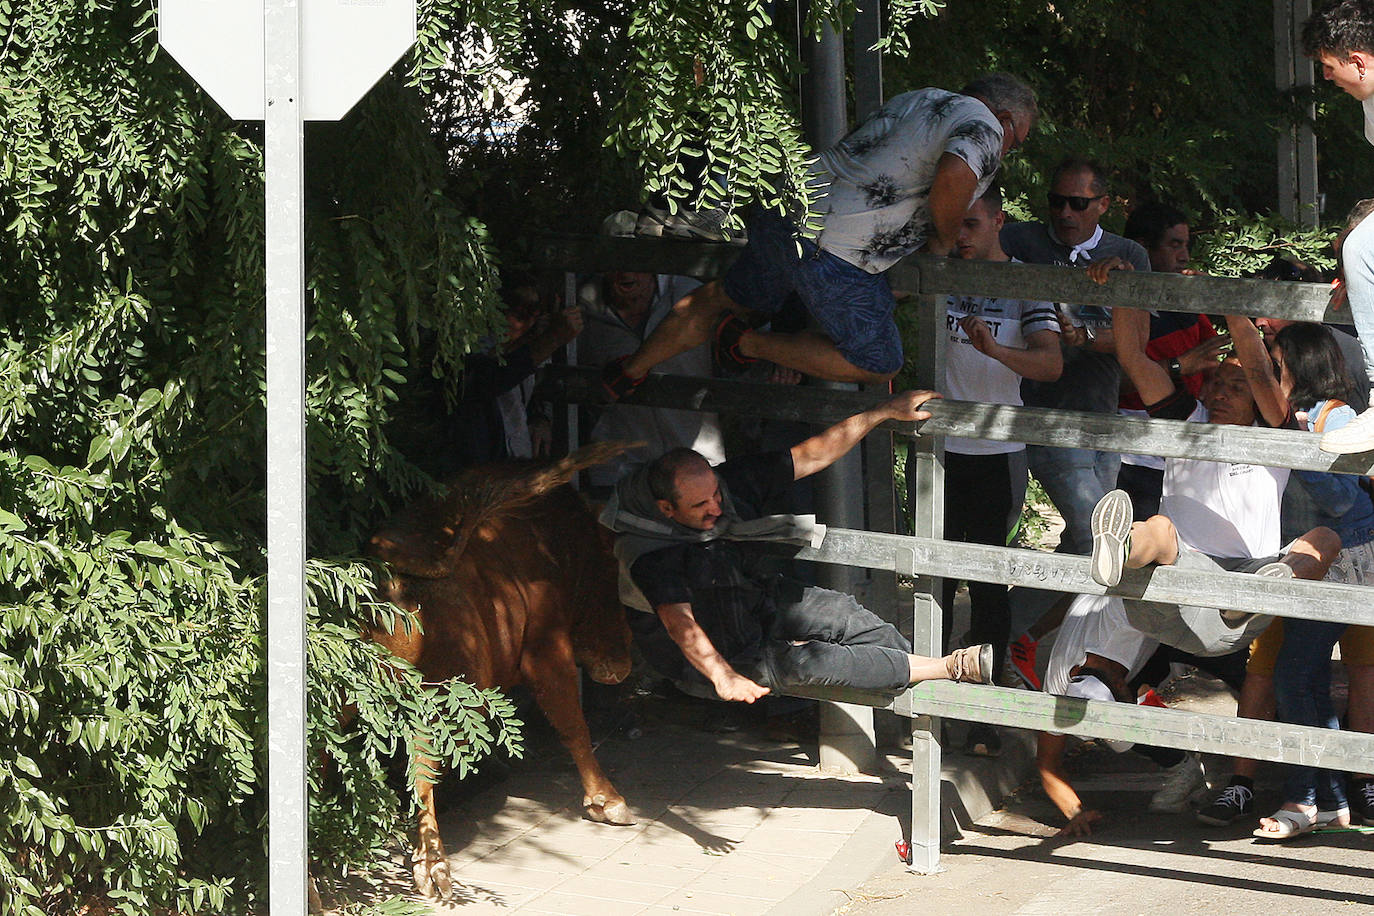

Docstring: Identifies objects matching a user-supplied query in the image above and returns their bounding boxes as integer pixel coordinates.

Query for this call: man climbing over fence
[599,73,1037,396]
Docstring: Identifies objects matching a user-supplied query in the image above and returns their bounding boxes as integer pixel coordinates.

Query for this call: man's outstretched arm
[656,602,770,703]
[1038,731,1103,836]
[790,389,941,481]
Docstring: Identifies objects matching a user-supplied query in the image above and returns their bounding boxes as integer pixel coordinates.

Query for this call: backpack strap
[1312,399,1347,433]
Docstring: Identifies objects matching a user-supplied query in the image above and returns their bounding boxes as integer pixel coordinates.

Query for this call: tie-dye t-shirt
[805,88,1004,274]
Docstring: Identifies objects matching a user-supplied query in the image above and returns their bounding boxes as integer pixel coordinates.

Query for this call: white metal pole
[264,0,309,909]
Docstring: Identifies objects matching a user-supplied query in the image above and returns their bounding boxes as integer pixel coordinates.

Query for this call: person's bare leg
[620,280,738,378]
[1230,671,1274,783]
[738,328,898,385]
[1124,515,1180,568]
[1281,526,1341,580]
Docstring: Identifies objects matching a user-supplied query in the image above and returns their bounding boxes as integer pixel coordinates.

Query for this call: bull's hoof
[413,851,454,900]
[584,656,632,685]
[585,794,636,826]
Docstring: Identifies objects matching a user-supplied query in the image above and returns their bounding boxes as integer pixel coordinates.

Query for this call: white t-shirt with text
[943,286,1059,455]
[1161,404,1289,559]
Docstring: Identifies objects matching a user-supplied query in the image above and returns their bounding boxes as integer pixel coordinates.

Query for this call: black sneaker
[1196,783,1254,826]
[963,723,1002,758]
[599,355,646,402]
[711,312,760,373]
[1351,777,1374,825]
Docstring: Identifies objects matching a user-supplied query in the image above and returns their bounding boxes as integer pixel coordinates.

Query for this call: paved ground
[320,510,1373,915]
[323,656,1371,916]
[837,667,1374,916]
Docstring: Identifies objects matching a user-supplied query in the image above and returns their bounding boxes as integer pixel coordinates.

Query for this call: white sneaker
[1089,489,1133,587]
[1149,753,1207,813]
[1320,404,1374,453]
[1221,562,1292,624]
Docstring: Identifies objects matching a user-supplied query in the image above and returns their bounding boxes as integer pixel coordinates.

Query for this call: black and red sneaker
[1008,633,1041,690]
[599,355,647,402]
[712,311,760,372]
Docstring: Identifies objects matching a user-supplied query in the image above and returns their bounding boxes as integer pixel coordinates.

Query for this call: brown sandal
[949,644,993,684]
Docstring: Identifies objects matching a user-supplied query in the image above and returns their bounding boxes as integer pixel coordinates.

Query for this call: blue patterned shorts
[721,208,902,375]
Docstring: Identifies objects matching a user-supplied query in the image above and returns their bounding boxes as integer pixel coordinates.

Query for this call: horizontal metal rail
[544,366,1374,475]
[893,256,1340,322]
[778,683,1374,774]
[902,684,1374,773]
[534,235,1340,322]
[792,527,1374,628]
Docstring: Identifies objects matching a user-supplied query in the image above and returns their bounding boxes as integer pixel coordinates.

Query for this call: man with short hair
[600,73,1037,395]
[933,185,1060,749]
[1036,343,1340,837]
[1000,159,1151,644]
[600,391,994,702]
[1303,1,1374,451]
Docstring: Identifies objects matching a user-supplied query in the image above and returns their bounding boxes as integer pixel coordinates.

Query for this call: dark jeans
[1274,617,1350,809]
[630,583,912,696]
[1116,461,1164,521]
[941,451,1022,677]
[749,583,912,693]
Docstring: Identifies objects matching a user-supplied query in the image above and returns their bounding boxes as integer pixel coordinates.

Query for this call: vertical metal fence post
[908,288,946,873]
[264,0,309,908]
[563,271,579,464]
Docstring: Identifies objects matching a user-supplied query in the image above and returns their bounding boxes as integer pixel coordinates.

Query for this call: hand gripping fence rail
[536,235,1374,872]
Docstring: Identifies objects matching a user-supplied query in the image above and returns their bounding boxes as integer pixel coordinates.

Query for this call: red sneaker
[1008,633,1041,690]
[1137,687,1167,708]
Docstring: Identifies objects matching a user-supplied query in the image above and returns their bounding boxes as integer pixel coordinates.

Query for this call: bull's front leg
[410,751,453,899]
[523,634,635,826]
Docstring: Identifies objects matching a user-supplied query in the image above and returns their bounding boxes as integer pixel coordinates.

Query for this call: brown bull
[368,443,635,899]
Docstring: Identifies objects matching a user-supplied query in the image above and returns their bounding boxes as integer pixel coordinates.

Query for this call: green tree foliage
[428,0,944,251]
[0,1,524,911]
[884,0,1365,265]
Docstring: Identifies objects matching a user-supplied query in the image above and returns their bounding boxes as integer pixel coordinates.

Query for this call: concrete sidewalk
[331,650,1371,916]
[358,681,1036,916]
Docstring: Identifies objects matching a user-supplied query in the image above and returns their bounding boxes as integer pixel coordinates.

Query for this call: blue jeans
[1339,212,1374,391]
[721,208,902,375]
[1273,617,1349,809]
[1010,445,1121,632]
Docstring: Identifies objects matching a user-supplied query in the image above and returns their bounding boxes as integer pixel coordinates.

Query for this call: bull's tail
[442,440,641,539]
[521,440,641,499]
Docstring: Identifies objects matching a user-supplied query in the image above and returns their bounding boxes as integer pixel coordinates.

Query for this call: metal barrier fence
[536,235,1374,873]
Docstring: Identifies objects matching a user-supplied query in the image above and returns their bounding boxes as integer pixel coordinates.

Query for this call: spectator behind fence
[1031,310,1341,836]
[599,391,998,703]
[1302,1,1374,452]
[1007,201,1230,691]
[578,214,724,492]
[1000,159,1151,649]
[926,183,1061,755]
[1097,307,1338,657]
[1198,317,1372,838]
[1088,202,1227,519]
[401,279,582,479]
[598,73,1037,397]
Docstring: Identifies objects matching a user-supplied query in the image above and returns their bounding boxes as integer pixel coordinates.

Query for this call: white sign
[158,0,417,121]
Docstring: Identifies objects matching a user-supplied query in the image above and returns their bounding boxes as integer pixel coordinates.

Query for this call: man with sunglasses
[1000,159,1150,652]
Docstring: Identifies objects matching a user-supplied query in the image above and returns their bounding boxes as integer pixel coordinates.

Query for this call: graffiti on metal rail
[1006,557,1090,588]
[1188,716,1329,765]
